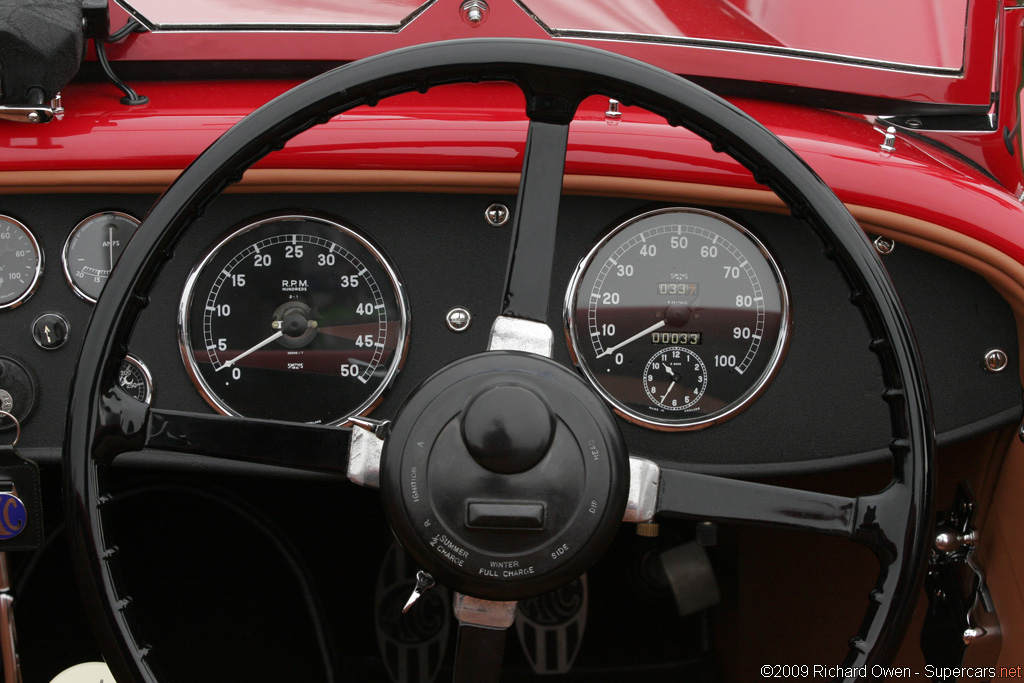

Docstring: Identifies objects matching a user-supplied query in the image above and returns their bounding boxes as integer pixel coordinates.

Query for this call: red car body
[1,0,1023,681]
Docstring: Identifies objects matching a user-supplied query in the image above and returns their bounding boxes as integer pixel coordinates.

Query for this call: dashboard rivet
[983,349,1008,373]
[446,307,472,332]
[485,203,509,227]
[873,236,895,255]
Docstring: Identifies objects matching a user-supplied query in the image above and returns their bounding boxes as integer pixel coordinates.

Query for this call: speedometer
[179,214,409,425]
[565,207,789,430]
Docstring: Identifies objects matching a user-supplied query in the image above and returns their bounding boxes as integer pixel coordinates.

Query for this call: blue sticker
[0,494,27,539]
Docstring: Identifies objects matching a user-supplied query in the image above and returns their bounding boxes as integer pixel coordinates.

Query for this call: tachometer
[179,214,409,425]
[565,207,789,430]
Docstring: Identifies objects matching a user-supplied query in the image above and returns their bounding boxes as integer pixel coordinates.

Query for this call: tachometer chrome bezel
[564,206,791,431]
[177,213,410,426]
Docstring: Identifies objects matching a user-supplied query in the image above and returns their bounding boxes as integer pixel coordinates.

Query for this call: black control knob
[382,352,629,602]
[461,384,554,474]
[0,357,38,430]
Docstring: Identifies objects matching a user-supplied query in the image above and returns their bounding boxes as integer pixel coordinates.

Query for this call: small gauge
[62,211,141,303]
[118,355,154,404]
[642,347,707,411]
[0,216,43,310]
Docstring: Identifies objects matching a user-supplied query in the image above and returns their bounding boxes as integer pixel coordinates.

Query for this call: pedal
[658,542,720,617]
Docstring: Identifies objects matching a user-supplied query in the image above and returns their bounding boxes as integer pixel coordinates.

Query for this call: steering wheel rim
[64,38,933,682]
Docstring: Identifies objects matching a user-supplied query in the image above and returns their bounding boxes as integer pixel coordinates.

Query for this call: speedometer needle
[218,330,284,370]
[596,320,666,358]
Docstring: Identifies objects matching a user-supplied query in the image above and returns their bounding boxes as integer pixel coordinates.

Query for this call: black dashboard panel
[0,192,1019,476]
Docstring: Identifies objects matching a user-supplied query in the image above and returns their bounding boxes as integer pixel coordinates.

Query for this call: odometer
[565,208,789,430]
[179,214,409,425]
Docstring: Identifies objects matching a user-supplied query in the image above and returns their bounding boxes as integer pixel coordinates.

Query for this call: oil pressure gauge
[62,211,141,303]
[118,355,154,404]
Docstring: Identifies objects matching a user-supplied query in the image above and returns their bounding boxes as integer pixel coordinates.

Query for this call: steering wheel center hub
[381,351,628,601]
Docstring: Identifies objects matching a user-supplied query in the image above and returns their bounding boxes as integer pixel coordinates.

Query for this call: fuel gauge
[62,211,140,303]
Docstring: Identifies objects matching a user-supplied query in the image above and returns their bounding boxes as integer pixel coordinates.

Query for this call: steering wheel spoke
[451,593,517,683]
[142,409,351,474]
[500,117,572,324]
[653,466,860,538]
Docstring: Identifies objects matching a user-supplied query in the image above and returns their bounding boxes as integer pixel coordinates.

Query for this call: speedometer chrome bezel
[177,213,410,426]
[564,206,791,431]
[0,215,44,311]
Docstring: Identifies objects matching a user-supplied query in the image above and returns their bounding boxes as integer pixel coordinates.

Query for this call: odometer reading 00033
[565,208,790,430]
[179,214,409,425]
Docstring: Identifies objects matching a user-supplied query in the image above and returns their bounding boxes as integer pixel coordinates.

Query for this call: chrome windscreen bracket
[0,94,63,124]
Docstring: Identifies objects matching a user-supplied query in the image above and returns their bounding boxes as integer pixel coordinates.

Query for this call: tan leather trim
[0,168,786,208]
[977,435,1024,674]
[0,169,522,195]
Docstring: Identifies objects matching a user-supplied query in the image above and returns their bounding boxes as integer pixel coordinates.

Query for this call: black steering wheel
[64,39,933,682]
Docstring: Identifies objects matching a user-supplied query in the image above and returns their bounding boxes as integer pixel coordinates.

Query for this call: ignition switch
[0,358,37,431]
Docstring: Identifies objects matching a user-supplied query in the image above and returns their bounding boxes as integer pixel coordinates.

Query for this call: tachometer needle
[218,330,284,370]
[596,320,666,358]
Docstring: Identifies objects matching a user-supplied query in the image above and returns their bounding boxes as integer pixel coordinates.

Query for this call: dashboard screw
[446,307,472,332]
[983,349,1008,373]
[485,203,509,227]
[873,236,895,255]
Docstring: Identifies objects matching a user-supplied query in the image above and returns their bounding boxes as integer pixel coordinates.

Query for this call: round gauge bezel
[0,215,44,311]
[120,354,154,404]
[177,213,410,427]
[62,211,142,304]
[564,206,791,431]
